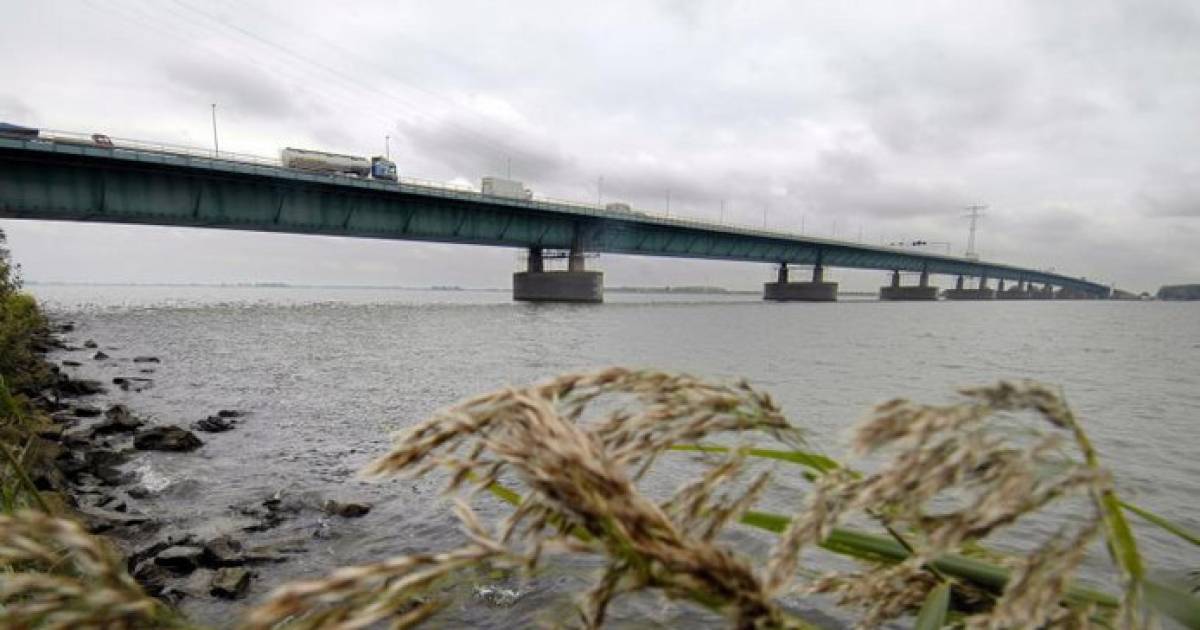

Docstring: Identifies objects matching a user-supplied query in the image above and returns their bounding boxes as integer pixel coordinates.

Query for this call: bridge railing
[34,129,283,170]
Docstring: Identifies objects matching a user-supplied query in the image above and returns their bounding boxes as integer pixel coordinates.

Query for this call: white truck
[481,176,532,200]
[281,147,371,178]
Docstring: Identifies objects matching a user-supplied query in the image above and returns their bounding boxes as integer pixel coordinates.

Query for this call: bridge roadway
[0,133,1109,302]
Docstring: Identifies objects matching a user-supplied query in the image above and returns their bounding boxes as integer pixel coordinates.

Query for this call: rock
[83,339,98,348]
[61,360,82,367]
[134,426,203,452]
[133,356,160,363]
[113,377,154,392]
[50,411,76,424]
[91,404,145,434]
[132,560,172,596]
[139,368,156,374]
[193,415,234,433]
[217,410,243,418]
[154,545,205,575]
[322,500,372,518]
[36,424,65,441]
[93,351,109,361]
[76,505,150,533]
[58,322,75,333]
[127,484,151,499]
[127,535,197,573]
[73,405,103,418]
[210,567,252,600]
[201,535,246,567]
[59,377,106,396]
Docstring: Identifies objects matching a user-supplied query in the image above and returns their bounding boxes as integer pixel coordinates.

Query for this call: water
[32,284,1200,627]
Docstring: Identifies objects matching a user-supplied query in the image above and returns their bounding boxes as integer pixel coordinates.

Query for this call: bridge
[0,131,1110,302]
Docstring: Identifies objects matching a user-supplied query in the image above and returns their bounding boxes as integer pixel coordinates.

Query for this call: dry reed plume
[246,367,815,629]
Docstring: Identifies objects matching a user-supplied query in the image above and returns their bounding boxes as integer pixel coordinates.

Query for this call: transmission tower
[963,204,987,260]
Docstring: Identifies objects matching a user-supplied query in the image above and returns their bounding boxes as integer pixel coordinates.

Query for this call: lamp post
[210,103,219,157]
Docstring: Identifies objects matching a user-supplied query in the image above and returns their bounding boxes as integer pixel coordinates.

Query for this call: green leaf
[739,510,1119,609]
[669,444,844,475]
[1120,500,1200,547]
[914,582,950,630]
[1144,578,1200,628]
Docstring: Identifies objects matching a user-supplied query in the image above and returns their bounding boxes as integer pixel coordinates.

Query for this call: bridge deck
[0,135,1108,295]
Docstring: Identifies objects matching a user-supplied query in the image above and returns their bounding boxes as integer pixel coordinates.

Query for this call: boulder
[73,405,103,418]
[217,410,243,418]
[132,560,172,596]
[201,535,246,567]
[59,377,106,396]
[134,426,203,452]
[193,415,234,433]
[113,377,154,392]
[322,500,372,518]
[91,404,144,435]
[83,339,98,348]
[61,360,82,367]
[92,351,109,361]
[133,356,161,363]
[210,567,252,600]
[76,505,151,533]
[154,545,205,574]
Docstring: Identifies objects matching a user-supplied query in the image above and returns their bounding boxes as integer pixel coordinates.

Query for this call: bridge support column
[998,278,1032,300]
[880,270,938,301]
[945,274,996,300]
[513,247,603,303]
[764,262,838,302]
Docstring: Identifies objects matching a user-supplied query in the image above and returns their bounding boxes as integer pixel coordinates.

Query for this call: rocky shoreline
[26,319,373,614]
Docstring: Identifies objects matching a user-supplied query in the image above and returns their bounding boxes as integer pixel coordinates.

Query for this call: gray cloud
[161,56,301,119]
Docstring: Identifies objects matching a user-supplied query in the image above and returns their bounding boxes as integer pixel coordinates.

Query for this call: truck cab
[371,157,398,182]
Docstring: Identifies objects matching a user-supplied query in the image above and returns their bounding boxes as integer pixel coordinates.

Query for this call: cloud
[160,55,301,120]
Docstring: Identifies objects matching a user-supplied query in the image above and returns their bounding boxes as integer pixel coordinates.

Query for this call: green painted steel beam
[0,138,1109,295]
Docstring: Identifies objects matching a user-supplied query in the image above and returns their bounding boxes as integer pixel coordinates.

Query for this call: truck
[371,156,398,181]
[481,176,532,200]
[281,147,371,178]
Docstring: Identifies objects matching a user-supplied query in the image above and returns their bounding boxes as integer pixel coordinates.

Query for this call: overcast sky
[2,0,1197,291]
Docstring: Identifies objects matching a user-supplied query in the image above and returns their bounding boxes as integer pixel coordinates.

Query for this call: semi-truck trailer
[481,176,532,200]
[280,148,397,182]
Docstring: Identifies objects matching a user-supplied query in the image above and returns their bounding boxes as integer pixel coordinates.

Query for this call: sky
[1,0,1198,292]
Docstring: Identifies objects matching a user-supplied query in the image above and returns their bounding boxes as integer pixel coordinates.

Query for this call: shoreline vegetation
[3,231,1199,628]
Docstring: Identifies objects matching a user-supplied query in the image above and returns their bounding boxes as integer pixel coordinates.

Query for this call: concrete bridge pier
[998,278,1032,300]
[1029,283,1054,300]
[763,261,838,302]
[513,246,604,303]
[880,269,938,301]
[944,274,996,300]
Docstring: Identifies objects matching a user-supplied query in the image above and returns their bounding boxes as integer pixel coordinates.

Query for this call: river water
[31,285,1200,628]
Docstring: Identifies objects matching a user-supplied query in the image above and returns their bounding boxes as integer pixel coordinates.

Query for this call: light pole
[597,175,604,207]
[385,135,390,160]
[666,189,671,218]
[210,103,219,157]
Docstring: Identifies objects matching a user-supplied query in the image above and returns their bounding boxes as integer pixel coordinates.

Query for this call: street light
[210,103,219,157]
